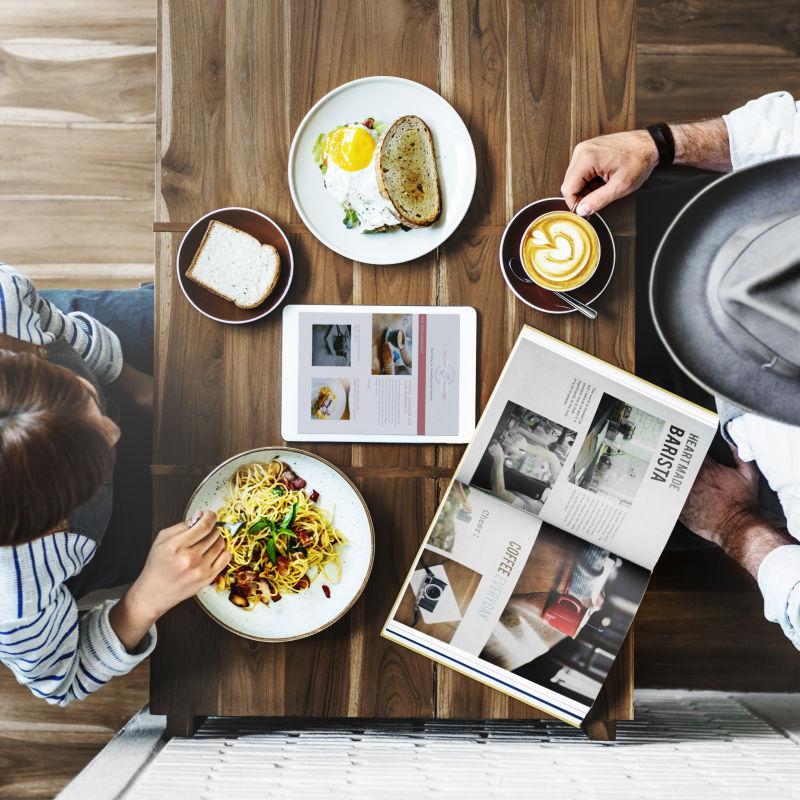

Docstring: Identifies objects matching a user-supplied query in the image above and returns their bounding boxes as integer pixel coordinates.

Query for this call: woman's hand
[109,511,231,651]
[109,363,154,415]
[561,130,659,216]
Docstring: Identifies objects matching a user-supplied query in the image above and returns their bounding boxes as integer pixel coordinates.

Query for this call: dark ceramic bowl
[177,207,294,324]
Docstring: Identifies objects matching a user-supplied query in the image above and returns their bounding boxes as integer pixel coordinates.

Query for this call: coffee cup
[508,210,601,292]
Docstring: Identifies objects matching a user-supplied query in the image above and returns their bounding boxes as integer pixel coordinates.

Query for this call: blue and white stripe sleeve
[0,534,156,706]
[0,263,123,384]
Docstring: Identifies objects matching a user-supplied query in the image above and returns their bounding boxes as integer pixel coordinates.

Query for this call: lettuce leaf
[312,132,327,172]
[343,207,359,229]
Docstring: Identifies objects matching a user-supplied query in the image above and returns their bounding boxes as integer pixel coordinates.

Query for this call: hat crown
[709,211,800,377]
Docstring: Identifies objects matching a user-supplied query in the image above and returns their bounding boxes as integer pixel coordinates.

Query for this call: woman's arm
[0,512,229,705]
[0,533,155,706]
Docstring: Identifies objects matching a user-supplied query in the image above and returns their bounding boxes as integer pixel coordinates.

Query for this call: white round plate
[288,76,477,265]
[187,447,374,642]
[311,378,347,420]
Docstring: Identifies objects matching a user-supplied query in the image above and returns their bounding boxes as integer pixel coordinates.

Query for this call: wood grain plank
[440,0,507,227]
[437,0,636,723]
[0,46,154,124]
[158,0,227,221]
[0,123,153,198]
[637,53,800,127]
[0,0,156,46]
[638,0,800,56]
[154,234,225,464]
[11,263,154,290]
[441,0,573,718]
[0,198,154,265]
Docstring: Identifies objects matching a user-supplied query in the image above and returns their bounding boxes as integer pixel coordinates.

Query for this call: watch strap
[646,123,675,166]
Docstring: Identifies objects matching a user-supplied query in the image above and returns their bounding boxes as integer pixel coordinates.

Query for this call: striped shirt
[0,264,155,705]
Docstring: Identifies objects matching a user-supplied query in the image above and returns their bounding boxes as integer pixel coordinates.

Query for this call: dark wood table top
[151,0,635,738]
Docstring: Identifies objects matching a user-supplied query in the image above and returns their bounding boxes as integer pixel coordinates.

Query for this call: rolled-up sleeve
[723,91,800,170]
[0,263,123,384]
[757,544,800,650]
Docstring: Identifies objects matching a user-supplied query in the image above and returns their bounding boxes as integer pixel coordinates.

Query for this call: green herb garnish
[343,207,359,229]
[248,517,275,535]
[280,502,298,530]
[265,537,277,564]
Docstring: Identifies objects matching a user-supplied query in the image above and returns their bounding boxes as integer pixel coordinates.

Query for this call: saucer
[499,198,615,314]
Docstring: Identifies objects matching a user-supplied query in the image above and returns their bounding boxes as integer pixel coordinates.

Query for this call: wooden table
[151,0,636,741]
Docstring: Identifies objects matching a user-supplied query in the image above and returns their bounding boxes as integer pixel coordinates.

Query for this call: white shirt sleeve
[723,91,800,170]
[727,413,800,649]
[0,263,123,384]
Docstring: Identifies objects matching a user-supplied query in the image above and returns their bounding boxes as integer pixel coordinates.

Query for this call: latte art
[521,211,600,290]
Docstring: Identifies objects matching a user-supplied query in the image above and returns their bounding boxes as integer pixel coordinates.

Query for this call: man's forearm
[718,510,794,580]
[670,118,732,171]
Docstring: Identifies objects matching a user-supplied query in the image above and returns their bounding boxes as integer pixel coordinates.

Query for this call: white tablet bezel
[281,304,476,443]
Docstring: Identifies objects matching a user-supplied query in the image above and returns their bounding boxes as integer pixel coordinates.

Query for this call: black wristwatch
[646,123,675,166]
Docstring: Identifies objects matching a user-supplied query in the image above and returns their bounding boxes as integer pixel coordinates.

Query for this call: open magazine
[382,326,718,726]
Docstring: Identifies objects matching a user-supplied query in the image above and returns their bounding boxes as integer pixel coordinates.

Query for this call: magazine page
[295,309,461,437]
[455,326,718,571]
[383,481,650,726]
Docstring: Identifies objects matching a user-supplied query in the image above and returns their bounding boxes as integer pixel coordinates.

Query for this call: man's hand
[679,448,759,548]
[680,446,792,578]
[561,130,658,216]
[561,118,731,216]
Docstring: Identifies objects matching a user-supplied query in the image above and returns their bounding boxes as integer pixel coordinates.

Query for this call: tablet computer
[281,305,477,443]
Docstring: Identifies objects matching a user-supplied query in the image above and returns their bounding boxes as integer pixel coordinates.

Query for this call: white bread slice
[185,220,280,309]
[376,115,441,228]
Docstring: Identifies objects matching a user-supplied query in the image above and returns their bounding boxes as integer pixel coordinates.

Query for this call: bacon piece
[235,568,258,590]
[322,584,331,598]
[276,556,289,576]
[295,576,310,591]
[297,529,313,547]
[309,489,320,503]
[229,590,249,608]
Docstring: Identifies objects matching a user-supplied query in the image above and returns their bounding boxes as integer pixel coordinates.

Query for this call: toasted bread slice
[376,115,441,228]
[185,220,281,309]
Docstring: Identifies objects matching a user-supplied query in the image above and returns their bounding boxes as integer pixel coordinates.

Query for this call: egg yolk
[324,125,375,172]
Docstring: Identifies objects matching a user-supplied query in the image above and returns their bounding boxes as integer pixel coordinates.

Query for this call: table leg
[165,714,206,738]
[584,720,617,742]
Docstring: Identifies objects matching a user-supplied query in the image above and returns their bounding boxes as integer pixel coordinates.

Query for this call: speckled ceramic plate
[186,447,374,642]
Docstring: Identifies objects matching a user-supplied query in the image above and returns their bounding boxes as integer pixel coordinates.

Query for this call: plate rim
[186,445,375,642]
[287,75,477,265]
[176,206,295,325]
[498,198,616,315]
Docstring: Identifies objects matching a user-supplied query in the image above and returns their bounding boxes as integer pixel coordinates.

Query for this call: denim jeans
[41,283,155,593]
[40,283,154,375]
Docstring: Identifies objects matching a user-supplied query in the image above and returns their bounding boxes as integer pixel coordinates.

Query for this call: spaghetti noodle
[213,460,346,609]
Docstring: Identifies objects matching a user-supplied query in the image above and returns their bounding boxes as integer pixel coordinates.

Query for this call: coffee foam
[521,211,600,290]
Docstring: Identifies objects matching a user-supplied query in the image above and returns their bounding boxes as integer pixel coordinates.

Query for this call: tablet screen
[282,305,476,443]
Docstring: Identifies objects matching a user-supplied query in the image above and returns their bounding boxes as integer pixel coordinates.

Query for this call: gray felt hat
[650,155,800,426]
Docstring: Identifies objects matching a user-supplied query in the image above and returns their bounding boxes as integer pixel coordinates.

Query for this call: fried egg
[320,123,400,231]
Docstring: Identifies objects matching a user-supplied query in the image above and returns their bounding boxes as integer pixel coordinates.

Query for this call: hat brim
[650,155,800,427]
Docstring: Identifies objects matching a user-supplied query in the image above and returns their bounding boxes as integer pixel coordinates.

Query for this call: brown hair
[0,350,114,545]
